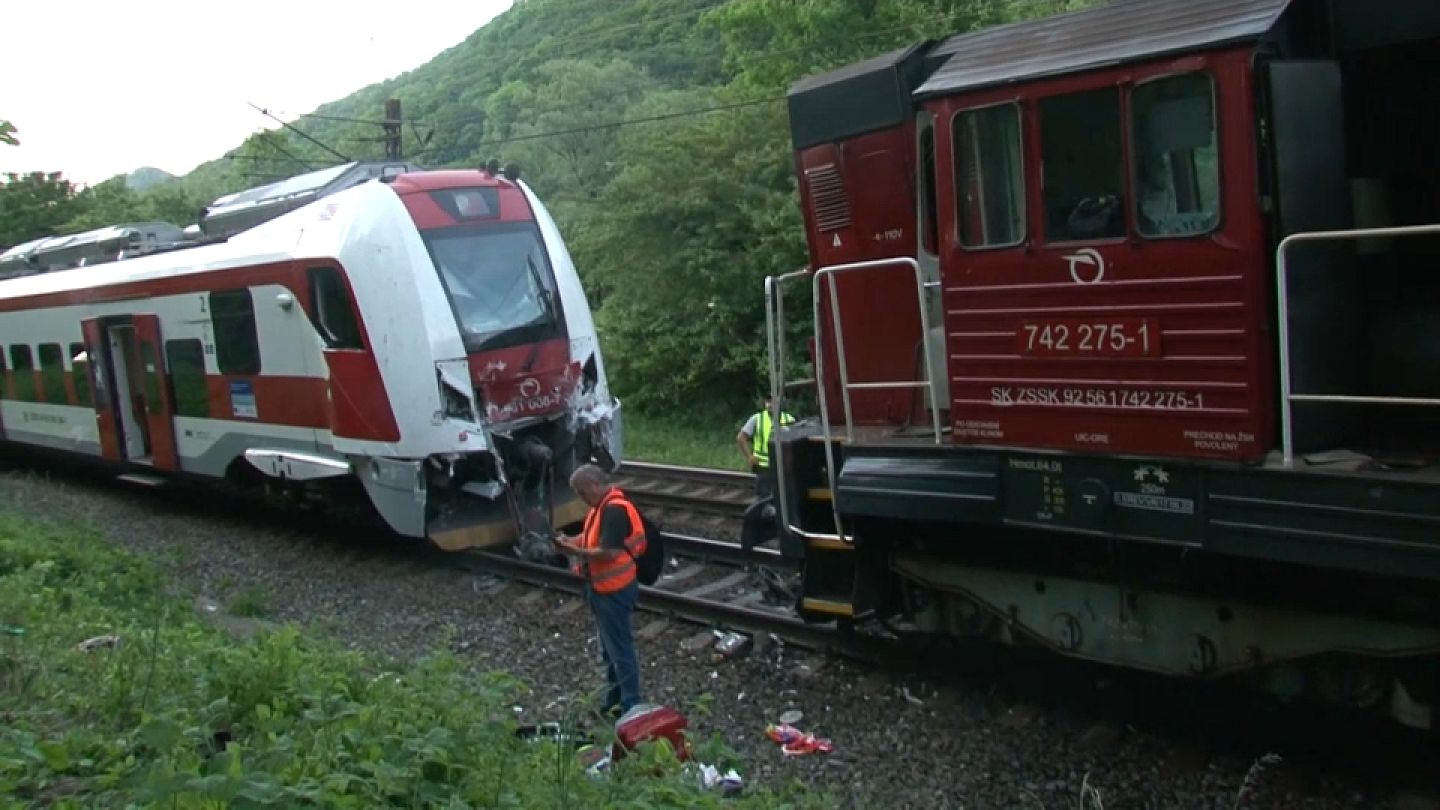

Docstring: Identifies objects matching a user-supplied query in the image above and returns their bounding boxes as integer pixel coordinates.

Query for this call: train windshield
[421,221,563,351]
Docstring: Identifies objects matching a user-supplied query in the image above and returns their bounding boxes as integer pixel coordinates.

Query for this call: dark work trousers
[753,463,778,501]
[586,579,641,714]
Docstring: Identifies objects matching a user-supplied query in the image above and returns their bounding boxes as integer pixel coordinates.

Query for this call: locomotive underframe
[778,431,1440,728]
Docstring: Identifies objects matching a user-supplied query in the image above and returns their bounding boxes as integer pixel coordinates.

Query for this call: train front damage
[330,169,621,554]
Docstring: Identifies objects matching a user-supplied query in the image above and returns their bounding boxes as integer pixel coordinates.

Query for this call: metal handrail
[765,270,829,544]
[1276,223,1440,466]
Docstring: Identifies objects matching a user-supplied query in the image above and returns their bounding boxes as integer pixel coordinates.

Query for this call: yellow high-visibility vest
[753,409,795,469]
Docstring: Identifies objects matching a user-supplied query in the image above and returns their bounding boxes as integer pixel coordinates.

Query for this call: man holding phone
[555,464,646,718]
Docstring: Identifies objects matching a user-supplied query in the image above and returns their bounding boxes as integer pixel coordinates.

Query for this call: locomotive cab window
[208,289,261,375]
[1131,72,1220,237]
[918,114,940,255]
[953,103,1025,248]
[38,343,65,404]
[1041,88,1124,242]
[308,266,364,349]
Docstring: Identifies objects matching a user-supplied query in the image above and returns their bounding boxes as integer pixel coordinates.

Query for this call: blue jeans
[587,580,640,714]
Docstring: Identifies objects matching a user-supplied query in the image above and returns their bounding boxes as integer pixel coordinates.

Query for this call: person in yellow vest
[736,394,795,500]
[555,464,646,717]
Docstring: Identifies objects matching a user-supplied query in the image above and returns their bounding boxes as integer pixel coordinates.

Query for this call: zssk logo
[1062,248,1105,284]
[518,377,541,398]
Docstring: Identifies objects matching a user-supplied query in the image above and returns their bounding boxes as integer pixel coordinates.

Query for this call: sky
[2,1,514,186]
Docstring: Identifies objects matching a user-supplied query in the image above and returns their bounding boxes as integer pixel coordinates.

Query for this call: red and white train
[0,163,621,553]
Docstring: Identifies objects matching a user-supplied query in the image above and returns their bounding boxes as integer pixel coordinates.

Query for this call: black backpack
[631,510,665,587]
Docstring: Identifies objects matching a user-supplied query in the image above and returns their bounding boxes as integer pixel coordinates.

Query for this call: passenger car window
[1041,88,1124,242]
[70,343,93,407]
[9,345,35,401]
[208,289,261,375]
[954,103,1025,248]
[38,343,65,403]
[1132,72,1220,237]
[165,339,210,417]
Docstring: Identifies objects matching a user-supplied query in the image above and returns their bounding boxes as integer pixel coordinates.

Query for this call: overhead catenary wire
[248,102,352,163]
[255,131,316,172]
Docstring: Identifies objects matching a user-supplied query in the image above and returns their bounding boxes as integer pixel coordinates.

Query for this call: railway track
[613,461,754,519]
[448,529,869,657]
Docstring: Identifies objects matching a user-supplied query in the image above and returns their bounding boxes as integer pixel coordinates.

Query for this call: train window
[1041,88,1124,242]
[918,116,939,255]
[1132,73,1220,238]
[208,289,261,375]
[953,103,1025,248]
[307,267,364,349]
[70,343,92,407]
[165,339,210,418]
[38,343,66,404]
[9,346,34,401]
[140,342,162,411]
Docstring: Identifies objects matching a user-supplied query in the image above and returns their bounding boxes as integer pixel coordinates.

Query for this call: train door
[106,324,149,461]
[81,318,121,460]
[91,315,179,469]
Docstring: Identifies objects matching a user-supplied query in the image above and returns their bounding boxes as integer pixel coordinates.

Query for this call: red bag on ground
[612,704,690,761]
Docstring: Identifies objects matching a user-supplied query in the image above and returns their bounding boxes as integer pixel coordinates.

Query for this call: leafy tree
[478,58,658,204]
[0,120,16,146]
[0,172,84,249]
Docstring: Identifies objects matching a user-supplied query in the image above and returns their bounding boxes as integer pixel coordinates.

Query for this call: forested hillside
[2,0,1090,416]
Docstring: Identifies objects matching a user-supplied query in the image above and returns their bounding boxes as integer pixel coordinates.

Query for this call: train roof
[0,181,397,303]
[915,0,1290,98]
[202,160,421,238]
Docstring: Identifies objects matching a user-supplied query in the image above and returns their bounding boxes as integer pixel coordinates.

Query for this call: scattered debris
[779,709,804,725]
[513,722,594,747]
[693,762,745,795]
[899,686,924,706]
[713,631,751,659]
[74,634,122,652]
[578,744,610,777]
[765,723,833,756]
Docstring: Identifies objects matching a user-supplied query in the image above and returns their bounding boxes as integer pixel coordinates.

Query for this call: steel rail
[618,460,754,487]
[454,548,858,654]
[663,531,790,568]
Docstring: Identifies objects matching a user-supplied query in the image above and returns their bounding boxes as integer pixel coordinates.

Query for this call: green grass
[0,512,821,808]
[623,410,752,471]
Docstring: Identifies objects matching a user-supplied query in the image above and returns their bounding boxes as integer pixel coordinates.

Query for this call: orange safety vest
[574,488,646,593]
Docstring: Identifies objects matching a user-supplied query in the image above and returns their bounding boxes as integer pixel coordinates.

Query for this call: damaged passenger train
[0,162,622,553]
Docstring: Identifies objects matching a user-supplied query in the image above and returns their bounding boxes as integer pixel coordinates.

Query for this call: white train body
[0,168,621,550]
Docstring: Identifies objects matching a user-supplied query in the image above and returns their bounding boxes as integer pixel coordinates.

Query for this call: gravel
[0,464,1427,809]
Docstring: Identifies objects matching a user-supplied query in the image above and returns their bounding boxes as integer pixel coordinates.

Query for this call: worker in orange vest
[555,463,646,717]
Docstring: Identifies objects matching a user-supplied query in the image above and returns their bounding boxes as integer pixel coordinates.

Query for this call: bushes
[0,514,815,807]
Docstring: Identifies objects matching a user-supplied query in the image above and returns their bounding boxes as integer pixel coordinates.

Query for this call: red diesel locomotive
[763,0,1440,728]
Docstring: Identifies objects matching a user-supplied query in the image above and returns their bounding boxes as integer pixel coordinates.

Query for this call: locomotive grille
[805,164,851,232]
